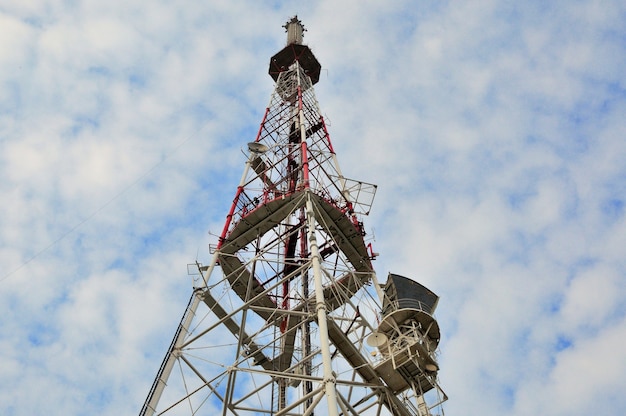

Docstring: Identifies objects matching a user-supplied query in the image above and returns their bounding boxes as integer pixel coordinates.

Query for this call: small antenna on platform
[284,16,305,45]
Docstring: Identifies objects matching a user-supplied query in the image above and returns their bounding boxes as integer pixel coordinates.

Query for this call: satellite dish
[366,332,388,347]
[248,142,269,154]
[425,363,439,372]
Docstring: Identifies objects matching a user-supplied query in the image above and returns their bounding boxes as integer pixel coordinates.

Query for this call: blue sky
[1,0,626,414]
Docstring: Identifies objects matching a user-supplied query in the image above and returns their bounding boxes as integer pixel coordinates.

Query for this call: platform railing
[381,298,434,317]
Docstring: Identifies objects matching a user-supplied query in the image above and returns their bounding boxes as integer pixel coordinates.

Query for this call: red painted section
[217,186,243,249]
[255,107,270,142]
[320,116,335,154]
[280,279,289,333]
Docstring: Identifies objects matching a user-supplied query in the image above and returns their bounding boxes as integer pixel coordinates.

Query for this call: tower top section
[284,16,305,45]
[269,16,321,85]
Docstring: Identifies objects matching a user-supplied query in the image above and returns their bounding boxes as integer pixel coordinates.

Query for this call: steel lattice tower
[140,17,446,416]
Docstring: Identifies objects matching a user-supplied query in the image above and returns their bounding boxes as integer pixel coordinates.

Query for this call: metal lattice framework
[140,17,446,416]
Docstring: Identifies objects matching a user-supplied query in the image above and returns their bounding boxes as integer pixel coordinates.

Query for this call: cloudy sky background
[1,0,626,414]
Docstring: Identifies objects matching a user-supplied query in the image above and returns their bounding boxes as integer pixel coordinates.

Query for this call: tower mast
[141,17,446,416]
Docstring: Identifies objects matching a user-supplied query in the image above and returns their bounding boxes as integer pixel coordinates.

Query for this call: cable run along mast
[140,17,447,416]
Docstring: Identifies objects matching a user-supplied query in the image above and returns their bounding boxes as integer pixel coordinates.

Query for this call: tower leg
[140,289,203,416]
[306,195,340,416]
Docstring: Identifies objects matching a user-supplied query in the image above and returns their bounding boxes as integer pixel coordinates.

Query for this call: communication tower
[140,17,446,416]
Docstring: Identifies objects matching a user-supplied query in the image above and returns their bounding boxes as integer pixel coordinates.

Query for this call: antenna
[284,15,305,45]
